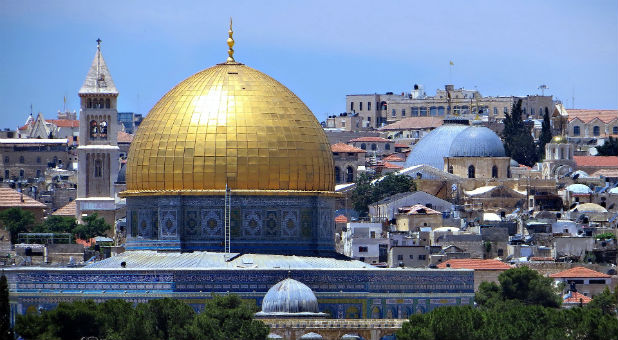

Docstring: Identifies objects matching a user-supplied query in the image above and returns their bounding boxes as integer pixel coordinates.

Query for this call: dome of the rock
[125,62,333,195]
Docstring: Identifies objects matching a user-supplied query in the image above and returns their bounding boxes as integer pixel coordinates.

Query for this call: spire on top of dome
[226,17,235,63]
[79,38,118,95]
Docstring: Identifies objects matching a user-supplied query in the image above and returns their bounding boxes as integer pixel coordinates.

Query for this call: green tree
[126,298,195,340]
[0,207,36,244]
[476,266,561,308]
[596,136,618,156]
[0,275,12,340]
[34,216,78,234]
[74,213,111,240]
[350,173,415,216]
[538,110,553,160]
[44,300,102,340]
[502,99,538,166]
[587,287,617,316]
[189,294,269,340]
[96,299,136,340]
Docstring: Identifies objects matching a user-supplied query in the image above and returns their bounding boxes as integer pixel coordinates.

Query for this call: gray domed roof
[260,278,320,315]
[448,126,505,157]
[405,124,469,169]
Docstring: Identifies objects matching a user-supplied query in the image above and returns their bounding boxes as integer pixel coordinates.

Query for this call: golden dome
[551,135,567,144]
[124,62,334,196]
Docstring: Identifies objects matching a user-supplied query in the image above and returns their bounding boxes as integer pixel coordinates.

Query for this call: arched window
[99,121,108,138]
[371,144,377,151]
[492,165,498,178]
[593,126,600,136]
[36,169,41,178]
[19,156,24,163]
[448,165,453,174]
[573,126,580,136]
[105,98,111,109]
[19,169,24,177]
[334,167,341,183]
[346,166,354,183]
[94,159,102,177]
[468,165,475,178]
[87,98,92,108]
[385,143,390,150]
[360,143,366,150]
[90,120,98,139]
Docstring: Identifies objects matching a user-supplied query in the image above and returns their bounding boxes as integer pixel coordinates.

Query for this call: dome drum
[125,194,336,256]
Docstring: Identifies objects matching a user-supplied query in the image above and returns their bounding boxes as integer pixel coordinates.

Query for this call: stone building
[346,85,515,129]
[331,143,366,184]
[541,135,575,179]
[0,138,70,182]
[437,259,511,291]
[395,204,443,232]
[75,40,121,225]
[348,137,394,157]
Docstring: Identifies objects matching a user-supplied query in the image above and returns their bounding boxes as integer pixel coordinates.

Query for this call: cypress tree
[538,110,553,160]
[0,274,12,340]
[502,99,538,166]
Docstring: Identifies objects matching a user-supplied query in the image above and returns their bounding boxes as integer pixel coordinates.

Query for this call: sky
[0,0,616,130]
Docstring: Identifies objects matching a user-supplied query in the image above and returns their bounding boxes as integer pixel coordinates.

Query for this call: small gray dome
[261,278,319,314]
[510,159,519,167]
[448,126,505,157]
[299,332,323,340]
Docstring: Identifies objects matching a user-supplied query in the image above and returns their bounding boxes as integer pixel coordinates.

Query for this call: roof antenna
[226,17,235,63]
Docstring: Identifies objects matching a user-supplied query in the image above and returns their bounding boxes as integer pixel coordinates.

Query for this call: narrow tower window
[90,120,98,139]
[468,165,475,178]
[99,121,108,138]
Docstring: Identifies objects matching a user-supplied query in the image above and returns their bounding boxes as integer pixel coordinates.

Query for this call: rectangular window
[397,255,404,261]
[368,102,371,111]
[402,109,406,117]
[359,102,363,111]
[392,109,396,117]
[350,102,354,111]
[494,107,498,115]
[409,255,414,259]
[370,231,376,238]
[418,254,426,260]
[504,107,508,114]
[589,279,606,284]
[359,246,368,252]
[367,117,371,122]
[411,107,419,116]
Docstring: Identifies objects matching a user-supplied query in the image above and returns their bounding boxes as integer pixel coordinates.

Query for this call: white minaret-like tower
[75,39,120,225]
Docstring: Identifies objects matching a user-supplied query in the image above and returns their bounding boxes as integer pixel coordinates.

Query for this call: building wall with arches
[444,157,510,179]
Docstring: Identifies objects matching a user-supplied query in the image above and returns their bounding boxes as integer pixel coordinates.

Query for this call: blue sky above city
[0,0,616,129]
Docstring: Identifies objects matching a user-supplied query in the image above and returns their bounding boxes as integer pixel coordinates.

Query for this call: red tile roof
[378,117,444,131]
[117,131,134,143]
[47,119,79,128]
[567,109,618,123]
[398,204,441,215]
[437,259,511,270]
[550,266,610,278]
[331,143,366,153]
[574,156,618,168]
[349,137,391,143]
[563,291,592,304]
[52,200,76,217]
[591,169,618,177]
[381,161,403,169]
[394,143,409,148]
[0,187,47,209]
[334,215,348,223]
[383,154,405,162]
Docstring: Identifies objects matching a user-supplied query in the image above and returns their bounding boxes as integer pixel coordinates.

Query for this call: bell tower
[75,39,120,225]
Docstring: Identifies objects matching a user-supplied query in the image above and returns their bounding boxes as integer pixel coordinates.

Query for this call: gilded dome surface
[125,62,334,195]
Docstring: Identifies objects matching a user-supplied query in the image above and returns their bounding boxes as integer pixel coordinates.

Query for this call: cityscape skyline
[1,0,616,130]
